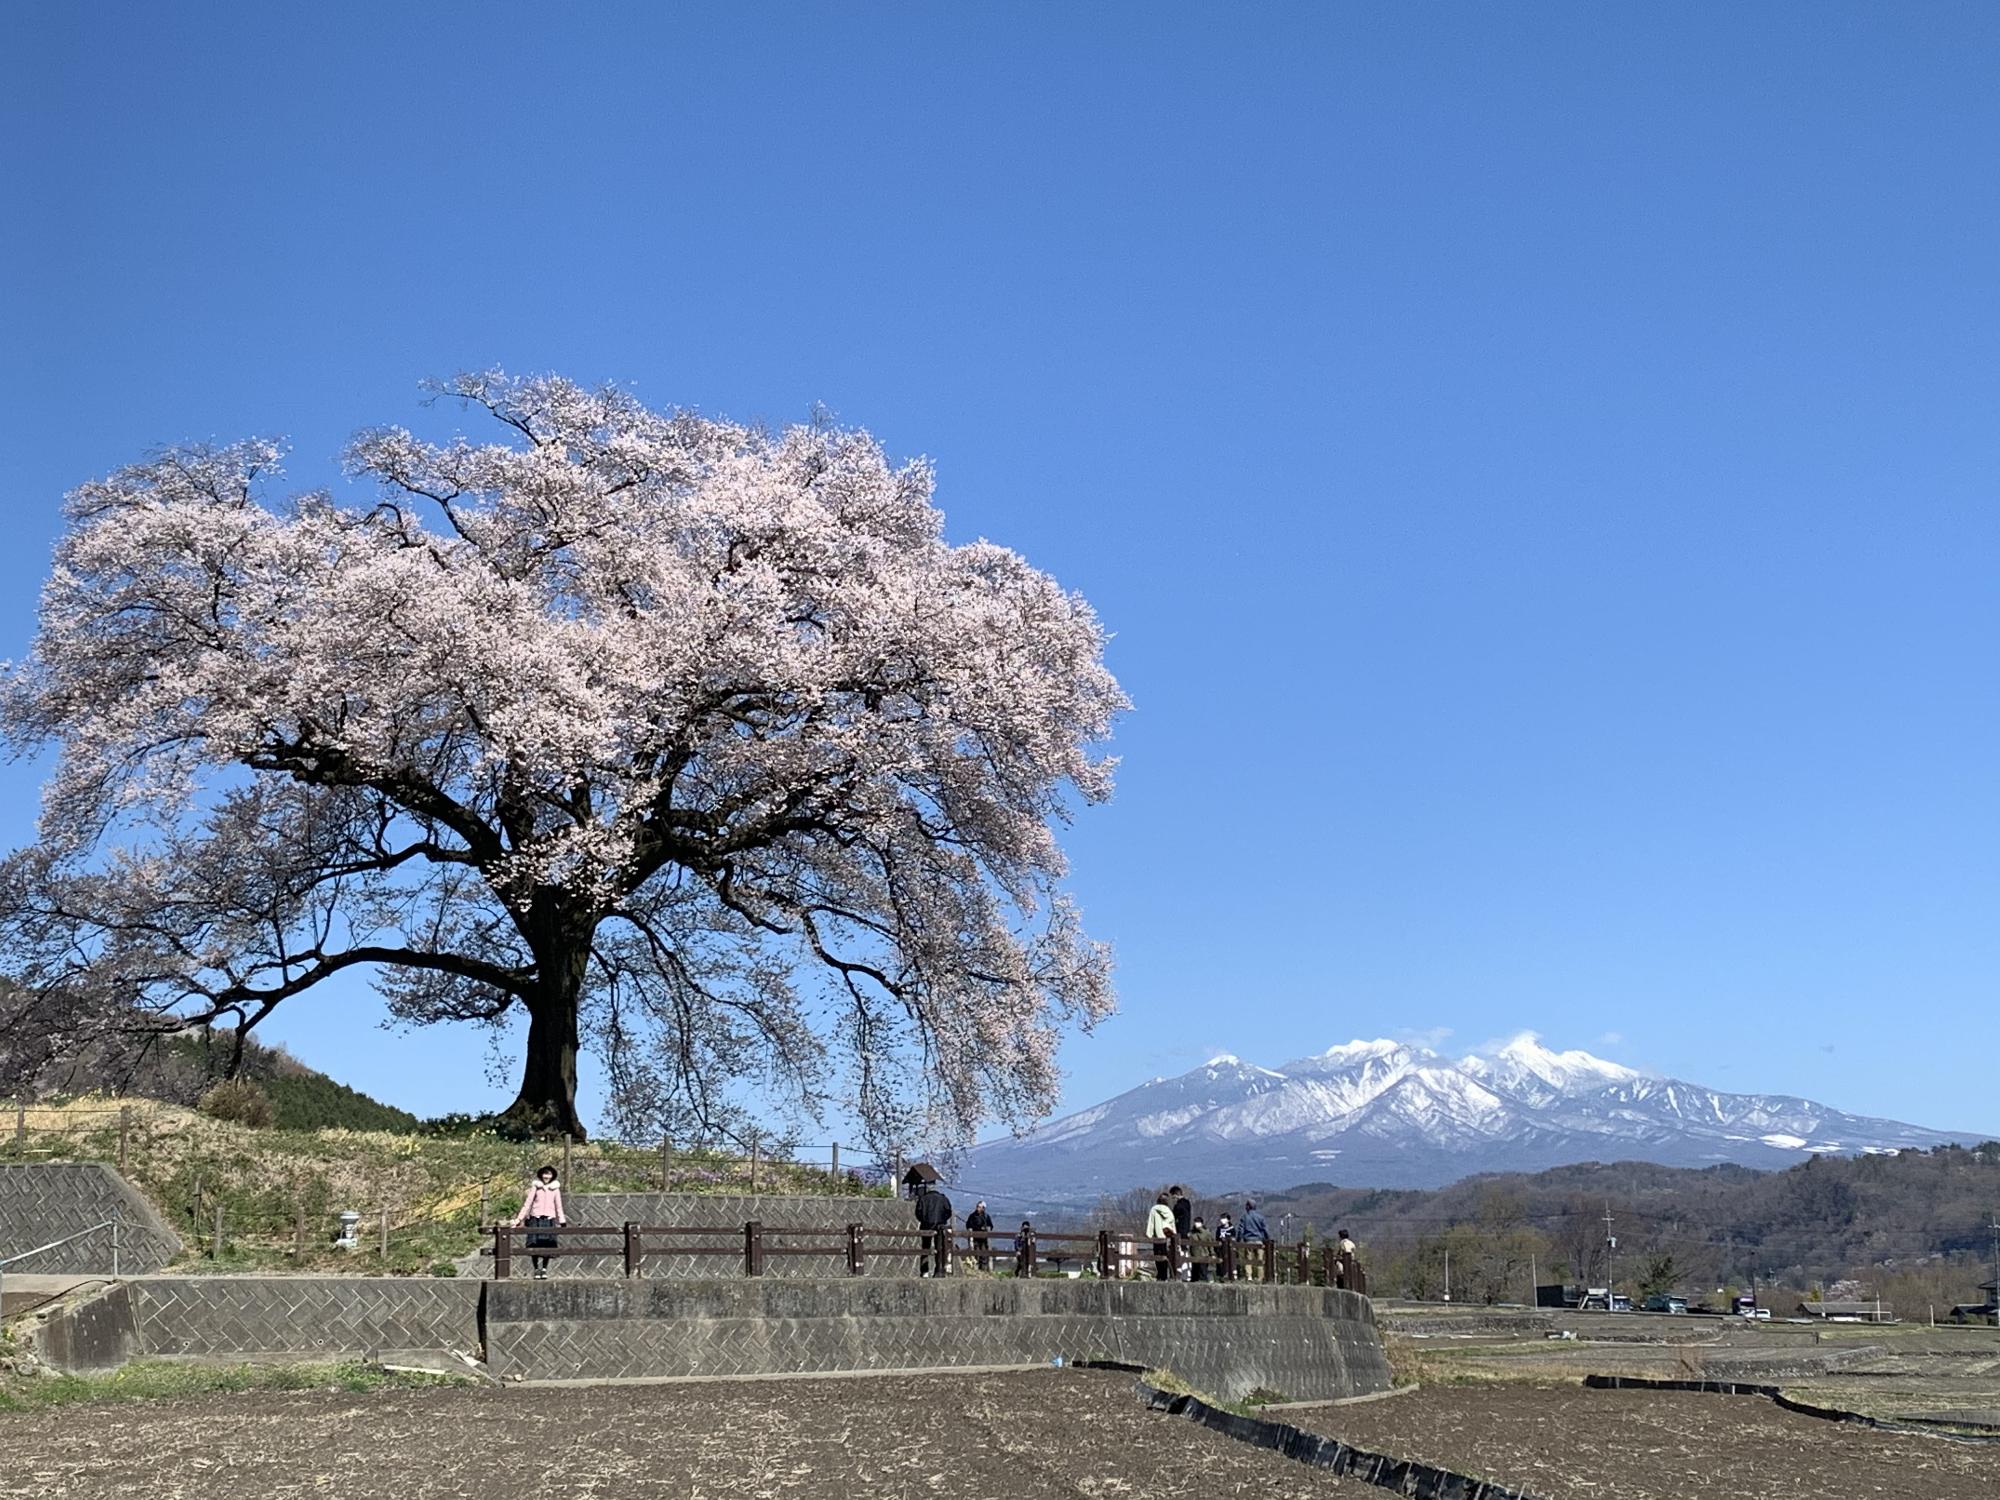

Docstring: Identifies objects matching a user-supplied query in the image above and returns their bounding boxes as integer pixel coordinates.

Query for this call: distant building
[1796,1299,1896,1323]
[1945,1279,1998,1325]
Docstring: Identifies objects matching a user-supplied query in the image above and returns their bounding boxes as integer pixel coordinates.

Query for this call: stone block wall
[0,1164,181,1274]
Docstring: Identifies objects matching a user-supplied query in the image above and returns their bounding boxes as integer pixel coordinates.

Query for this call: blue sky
[3,4,1995,1141]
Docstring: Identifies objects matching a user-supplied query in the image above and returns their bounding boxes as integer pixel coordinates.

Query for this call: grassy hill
[7,1096,883,1276]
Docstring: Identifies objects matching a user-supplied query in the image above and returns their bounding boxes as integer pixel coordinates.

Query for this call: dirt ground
[0,1367,1361,1500]
[1301,1384,2000,1500]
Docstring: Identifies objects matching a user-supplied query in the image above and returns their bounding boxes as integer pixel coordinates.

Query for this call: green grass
[0,1360,468,1412]
[8,1098,890,1275]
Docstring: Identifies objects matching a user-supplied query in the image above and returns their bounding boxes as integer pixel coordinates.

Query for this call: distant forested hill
[1088,1143,2000,1309]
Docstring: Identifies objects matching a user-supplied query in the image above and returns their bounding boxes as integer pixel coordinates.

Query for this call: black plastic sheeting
[1582,1375,2000,1445]
[1076,1362,1549,1500]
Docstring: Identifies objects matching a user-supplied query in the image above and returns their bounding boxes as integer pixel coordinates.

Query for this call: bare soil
[0,1367,1360,1500]
[1299,1384,2000,1500]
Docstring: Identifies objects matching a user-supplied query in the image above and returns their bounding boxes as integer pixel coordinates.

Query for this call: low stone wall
[39,1276,482,1372]
[503,1192,917,1278]
[0,1164,180,1274]
[485,1278,1392,1401]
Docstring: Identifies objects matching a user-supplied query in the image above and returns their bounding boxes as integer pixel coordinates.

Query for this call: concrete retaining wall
[485,1277,1392,1401]
[0,1164,180,1274]
[39,1273,1393,1403]
[38,1276,482,1372]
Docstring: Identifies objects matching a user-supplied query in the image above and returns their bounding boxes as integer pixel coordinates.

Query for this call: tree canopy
[0,373,1126,1142]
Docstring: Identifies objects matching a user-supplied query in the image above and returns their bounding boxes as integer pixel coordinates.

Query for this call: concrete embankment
[36,1275,1392,1402]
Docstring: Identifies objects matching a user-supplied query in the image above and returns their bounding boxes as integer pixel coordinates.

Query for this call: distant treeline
[1093,1143,2000,1310]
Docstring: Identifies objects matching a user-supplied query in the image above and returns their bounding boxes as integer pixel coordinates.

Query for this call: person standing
[1190,1215,1210,1283]
[1169,1185,1194,1279]
[966,1199,994,1271]
[1237,1199,1270,1281]
[1336,1226,1360,1290]
[1214,1212,1236,1281]
[510,1164,567,1280]
[1015,1218,1035,1276]
[1144,1193,1176,1282]
[914,1180,954,1276]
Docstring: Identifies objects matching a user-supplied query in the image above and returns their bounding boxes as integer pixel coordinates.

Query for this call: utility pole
[1443,1244,1451,1303]
[1530,1251,1539,1309]
[1602,1204,1616,1306]
[1987,1209,2000,1328]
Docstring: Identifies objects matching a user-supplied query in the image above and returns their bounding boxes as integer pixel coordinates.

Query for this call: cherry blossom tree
[0,374,1125,1141]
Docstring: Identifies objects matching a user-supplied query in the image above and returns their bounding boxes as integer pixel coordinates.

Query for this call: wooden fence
[489,1220,1367,1290]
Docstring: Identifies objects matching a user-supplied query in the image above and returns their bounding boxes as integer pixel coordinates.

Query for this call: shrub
[197,1079,276,1128]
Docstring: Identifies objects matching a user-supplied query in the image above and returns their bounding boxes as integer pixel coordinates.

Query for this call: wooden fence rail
[487,1221,1367,1290]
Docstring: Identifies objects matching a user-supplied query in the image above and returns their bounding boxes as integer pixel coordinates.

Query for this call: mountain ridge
[962,1033,1981,1206]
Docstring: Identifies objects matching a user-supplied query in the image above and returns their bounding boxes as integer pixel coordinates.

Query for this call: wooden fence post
[830,1142,840,1180]
[562,1134,574,1186]
[847,1223,865,1276]
[749,1141,759,1193]
[659,1134,672,1190]
[294,1201,308,1258]
[479,1184,490,1226]
[494,1224,512,1280]
[118,1106,132,1171]
[624,1222,641,1279]
[1020,1225,1037,1278]
[1097,1229,1113,1279]
[744,1221,764,1277]
[192,1175,204,1230]
[211,1203,224,1258]
[379,1201,389,1259]
[14,1102,24,1148]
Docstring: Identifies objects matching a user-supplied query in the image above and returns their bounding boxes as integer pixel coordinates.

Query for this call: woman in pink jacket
[511,1165,567,1279]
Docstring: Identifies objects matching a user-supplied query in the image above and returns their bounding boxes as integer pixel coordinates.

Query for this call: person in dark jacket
[1169,1185,1194,1280]
[966,1199,994,1271]
[914,1183,954,1276]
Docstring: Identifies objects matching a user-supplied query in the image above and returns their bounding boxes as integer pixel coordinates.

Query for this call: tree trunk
[502,938,589,1140]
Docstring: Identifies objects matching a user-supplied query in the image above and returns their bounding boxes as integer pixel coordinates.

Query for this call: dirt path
[1298,1384,2000,1500]
[0,1368,1360,1500]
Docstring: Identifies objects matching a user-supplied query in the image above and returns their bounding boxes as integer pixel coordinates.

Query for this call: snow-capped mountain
[960,1034,1977,1207]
